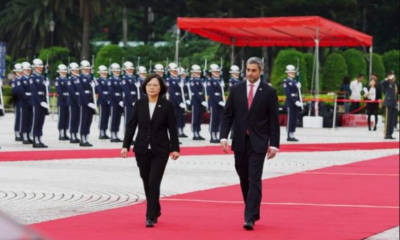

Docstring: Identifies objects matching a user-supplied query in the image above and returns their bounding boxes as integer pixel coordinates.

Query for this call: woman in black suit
[364,75,382,131]
[121,74,180,228]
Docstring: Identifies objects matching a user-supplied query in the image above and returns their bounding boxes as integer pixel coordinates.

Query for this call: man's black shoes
[146,219,155,228]
[287,137,299,142]
[244,221,254,231]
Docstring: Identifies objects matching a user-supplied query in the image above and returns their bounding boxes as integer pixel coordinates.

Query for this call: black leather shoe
[287,137,299,142]
[15,137,23,142]
[33,143,48,148]
[146,219,155,228]
[244,221,254,230]
[210,139,220,144]
[178,134,188,138]
[131,141,135,146]
[59,137,69,141]
[23,140,31,145]
[70,139,80,144]
[111,138,123,143]
[193,136,205,141]
[99,136,110,140]
[80,142,93,147]
[385,136,396,140]
[40,143,48,148]
[373,126,377,131]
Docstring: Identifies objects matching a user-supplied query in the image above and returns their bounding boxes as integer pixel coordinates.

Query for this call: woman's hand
[171,152,180,161]
[121,148,128,158]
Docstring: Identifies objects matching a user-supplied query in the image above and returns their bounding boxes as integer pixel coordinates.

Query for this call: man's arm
[220,89,234,141]
[268,88,280,150]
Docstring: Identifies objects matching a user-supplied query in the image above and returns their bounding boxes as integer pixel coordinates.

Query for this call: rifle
[67,57,71,77]
[108,58,112,77]
[296,58,304,111]
[136,56,141,99]
[186,60,192,101]
[0,78,4,111]
[45,55,50,107]
[149,60,152,74]
[165,58,169,78]
[241,60,245,80]
[91,55,98,113]
[121,57,125,77]
[203,59,209,110]
[220,58,226,104]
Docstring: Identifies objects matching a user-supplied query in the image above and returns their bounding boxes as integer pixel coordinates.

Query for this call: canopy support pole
[231,38,235,65]
[315,27,320,117]
[175,28,180,64]
[369,46,373,81]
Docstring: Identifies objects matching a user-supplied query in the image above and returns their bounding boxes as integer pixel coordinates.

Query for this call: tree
[370,53,386,81]
[343,49,367,80]
[322,53,348,91]
[95,45,126,72]
[382,50,400,78]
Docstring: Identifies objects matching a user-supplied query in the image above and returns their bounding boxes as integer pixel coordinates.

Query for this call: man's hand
[220,139,229,153]
[119,101,124,107]
[202,101,208,107]
[40,102,49,109]
[121,148,128,158]
[267,147,277,160]
[179,103,186,109]
[219,101,225,107]
[295,101,303,108]
[88,103,96,110]
[171,152,180,160]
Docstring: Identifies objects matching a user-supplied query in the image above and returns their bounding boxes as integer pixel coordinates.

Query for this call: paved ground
[0,113,398,239]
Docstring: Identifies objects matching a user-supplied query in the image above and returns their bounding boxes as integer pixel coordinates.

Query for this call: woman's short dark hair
[141,74,168,96]
[342,76,351,85]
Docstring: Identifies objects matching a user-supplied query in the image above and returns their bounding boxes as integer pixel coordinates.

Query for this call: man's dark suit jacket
[220,81,280,154]
[123,97,180,156]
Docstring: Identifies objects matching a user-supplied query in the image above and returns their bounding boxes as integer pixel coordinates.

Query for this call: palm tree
[0,0,81,59]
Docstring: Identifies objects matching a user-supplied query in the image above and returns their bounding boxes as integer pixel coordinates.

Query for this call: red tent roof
[178,16,372,47]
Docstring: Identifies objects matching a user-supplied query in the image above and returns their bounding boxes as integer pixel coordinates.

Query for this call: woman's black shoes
[146,219,155,228]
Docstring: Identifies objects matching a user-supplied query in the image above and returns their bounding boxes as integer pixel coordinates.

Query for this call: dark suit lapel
[249,82,265,114]
[150,97,163,122]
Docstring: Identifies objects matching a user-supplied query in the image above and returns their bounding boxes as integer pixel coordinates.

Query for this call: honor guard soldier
[96,65,111,139]
[137,66,147,98]
[207,64,225,143]
[381,71,398,140]
[190,65,207,140]
[108,63,124,142]
[29,59,50,148]
[67,62,81,143]
[12,64,23,141]
[121,61,138,130]
[154,64,165,78]
[75,60,96,147]
[166,63,186,137]
[18,62,34,144]
[284,65,303,142]
[55,64,70,140]
[229,65,242,90]
[179,67,191,137]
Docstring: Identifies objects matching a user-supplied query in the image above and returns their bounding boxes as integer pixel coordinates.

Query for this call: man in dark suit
[381,71,398,139]
[220,57,280,231]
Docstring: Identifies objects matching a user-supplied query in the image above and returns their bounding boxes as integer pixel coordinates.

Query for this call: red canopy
[177,16,372,47]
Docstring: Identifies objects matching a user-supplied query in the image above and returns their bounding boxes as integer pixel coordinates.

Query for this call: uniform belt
[38,92,44,95]
[215,93,221,96]
[115,93,121,96]
[102,91,109,94]
[25,93,32,96]
[175,93,181,96]
[76,93,80,96]
[84,90,90,94]
[130,91,136,95]
[63,93,69,96]
[291,94,298,97]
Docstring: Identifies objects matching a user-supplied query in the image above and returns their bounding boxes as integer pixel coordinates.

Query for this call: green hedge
[343,49,367,79]
[38,47,72,80]
[95,45,126,73]
[382,50,399,78]
[271,49,308,95]
[371,53,386,80]
[322,52,348,91]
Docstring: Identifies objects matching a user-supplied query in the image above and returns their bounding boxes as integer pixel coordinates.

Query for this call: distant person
[364,76,381,131]
[381,71,398,140]
[339,76,351,113]
[350,74,364,113]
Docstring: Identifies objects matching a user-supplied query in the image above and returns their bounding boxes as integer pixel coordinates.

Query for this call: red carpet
[1,141,399,162]
[31,155,399,240]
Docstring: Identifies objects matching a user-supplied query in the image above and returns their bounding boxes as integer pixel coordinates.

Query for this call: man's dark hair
[357,73,365,78]
[371,73,379,79]
[342,76,351,85]
[141,74,168,96]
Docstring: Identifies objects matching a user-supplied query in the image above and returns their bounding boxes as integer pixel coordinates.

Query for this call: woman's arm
[122,103,138,151]
[167,103,180,153]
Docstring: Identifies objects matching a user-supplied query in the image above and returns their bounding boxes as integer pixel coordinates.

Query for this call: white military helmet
[110,63,121,72]
[98,65,108,74]
[57,64,68,73]
[69,62,80,71]
[80,60,91,69]
[178,67,186,76]
[190,65,201,73]
[209,64,220,72]
[13,63,23,72]
[229,65,240,74]
[168,63,178,71]
[138,66,147,74]
[32,59,44,68]
[154,64,164,72]
[285,65,296,73]
[123,61,134,71]
[21,62,31,70]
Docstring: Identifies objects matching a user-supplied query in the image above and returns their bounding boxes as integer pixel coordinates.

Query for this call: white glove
[179,82,184,88]
[186,100,191,105]
[202,101,208,107]
[88,103,96,110]
[295,101,303,107]
[90,82,96,88]
[220,81,225,88]
[44,81,50,87]
[119,101,124,107]
[0,104,3,110]
[296,82,301,89]
[132,102,135,106]
[135,83,140,88]
[179,103,186,109]
[219,101,226,107]
[40,102,49,109]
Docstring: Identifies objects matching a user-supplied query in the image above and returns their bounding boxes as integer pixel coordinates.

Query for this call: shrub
[382,50,399,78]
[322,53,348,91]
[343,49,367,80]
